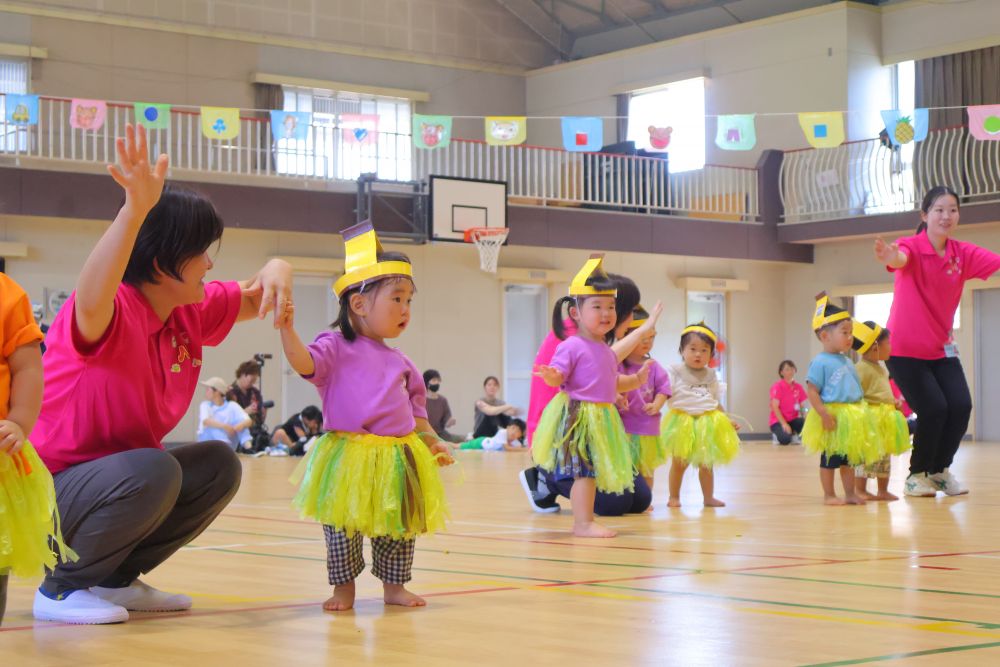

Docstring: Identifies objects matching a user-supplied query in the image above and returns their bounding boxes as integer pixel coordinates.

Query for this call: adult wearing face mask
[423,369,463,444]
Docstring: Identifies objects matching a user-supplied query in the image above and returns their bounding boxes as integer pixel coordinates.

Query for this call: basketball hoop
[464,227,509,274]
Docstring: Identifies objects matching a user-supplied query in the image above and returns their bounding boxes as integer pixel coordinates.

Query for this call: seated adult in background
[197,376,253,452]
[769,360,808,445]
[424,369,463,443]
[473,376,520,438]
[227,360,267,428]
[273,405,323,456]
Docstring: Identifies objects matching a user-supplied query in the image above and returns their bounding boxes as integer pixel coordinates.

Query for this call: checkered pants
[323,525,416,585]
[855,455,892,479]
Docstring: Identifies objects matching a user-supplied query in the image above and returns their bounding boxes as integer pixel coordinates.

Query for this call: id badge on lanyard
[944,333,959,358]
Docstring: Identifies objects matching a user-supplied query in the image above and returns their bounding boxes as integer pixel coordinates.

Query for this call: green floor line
[799,639,1000,666]
[732,571,1000,601]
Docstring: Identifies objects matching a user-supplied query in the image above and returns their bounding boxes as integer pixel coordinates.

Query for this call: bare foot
[383,583,426,608]
[643,505,654,513]
[875,491,899,501]
[857,490,877,501]
[703,497,726,507]
[667,497,681,508]
[323,582,356,611]
[573,521,617,538]
[845,495,867,505]
[824,495,846,506]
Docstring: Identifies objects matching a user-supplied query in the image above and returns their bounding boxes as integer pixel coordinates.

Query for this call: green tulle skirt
[291,431,449,540]
[660,409,740,468]
[801,402,882,465]
[0,441,77,578]
[629,434,669,477]
[531,392,634,494]
[869,402,912,456]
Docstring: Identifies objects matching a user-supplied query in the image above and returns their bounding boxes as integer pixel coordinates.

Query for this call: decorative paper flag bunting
[967,105,1000,141]
[561,116,603,152]
[69,98,107,131]
[413,114,452,149]
[880,109,928,146]
[5,94,38,125]
[269,110,311,141]
[341,113,379,145]
[485,116,526,146]
[134,102,171,130]
[715,114,756,151]
[798,112,844,149]
[647,125,673,151]
[201,107,240,140]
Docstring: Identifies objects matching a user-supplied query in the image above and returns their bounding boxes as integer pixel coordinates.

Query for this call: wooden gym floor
[4,442,1000,666]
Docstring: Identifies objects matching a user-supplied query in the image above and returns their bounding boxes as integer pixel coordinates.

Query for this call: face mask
[428,383,441,393]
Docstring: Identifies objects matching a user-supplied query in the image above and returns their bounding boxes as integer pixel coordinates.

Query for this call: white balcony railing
[1,94,758,222]
[780,126,1000,223]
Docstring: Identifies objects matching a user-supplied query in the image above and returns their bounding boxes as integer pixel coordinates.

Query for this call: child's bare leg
[323,581,356,611]
[571,477,616,537]
[699,467,725,507]
[875,475,898,501]
[668,459,687,507]
[821,467,844,505]
[854,472,875,500]
[841,466,865,505]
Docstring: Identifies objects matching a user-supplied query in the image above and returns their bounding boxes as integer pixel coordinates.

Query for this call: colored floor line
[799,639,1000,666]
[731,572,1000,601]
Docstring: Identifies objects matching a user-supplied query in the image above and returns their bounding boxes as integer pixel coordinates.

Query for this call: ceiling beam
[573,0,738,38]
[494,0,575,59]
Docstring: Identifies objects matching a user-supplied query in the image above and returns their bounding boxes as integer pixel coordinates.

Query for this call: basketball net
[464,228,509,273]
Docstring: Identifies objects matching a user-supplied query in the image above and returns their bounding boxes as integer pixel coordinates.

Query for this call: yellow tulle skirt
[801,402,881,465]
[532,392,634,495]
[660,409,740,468]
[869,402,912,456]
[0,442,77,578]
[630,434,668,477]
[291,431,449,540]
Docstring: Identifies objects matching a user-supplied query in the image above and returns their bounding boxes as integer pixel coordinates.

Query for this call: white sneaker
[904,473,938,497]
[33,588,129,624]
[771,434,780,445]
[791,435,802,445]
[929,469,969,496]
[91,580,193,612]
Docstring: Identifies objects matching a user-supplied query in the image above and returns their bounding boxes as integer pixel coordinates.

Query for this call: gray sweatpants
[42,441,242,596]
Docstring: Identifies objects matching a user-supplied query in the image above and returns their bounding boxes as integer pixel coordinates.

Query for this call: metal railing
[1,94,758,221]
[780,126,1000,223]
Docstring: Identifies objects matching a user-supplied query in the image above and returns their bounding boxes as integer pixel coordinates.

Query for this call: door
[503,283,549,414]
[281,276,339,422]
[686,291,727,401]
[974,287,1000,441]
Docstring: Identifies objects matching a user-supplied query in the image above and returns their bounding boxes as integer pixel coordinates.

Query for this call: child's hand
[820,411,837,431]
[874,237,899,265]
[428,440,455,466]
[615,394,629,411]
[642,301,664,329]
[107,124,169,219]
[642,402,660,416]
[635,360,653,385]
[730,419,741,431]
[0,420,26,455]
[534,365,563,386]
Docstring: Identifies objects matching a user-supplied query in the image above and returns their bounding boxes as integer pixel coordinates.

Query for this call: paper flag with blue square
[561,116,603,152]
[798,112,844,149]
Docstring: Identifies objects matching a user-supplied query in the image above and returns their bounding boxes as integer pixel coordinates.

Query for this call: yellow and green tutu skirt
[629,433,668,477]
[0,442,76,578]
[531,392,634,495]
[291,431,449,540]
[801,402,881,465]
[869,402,911,455]
[660,409,740,468]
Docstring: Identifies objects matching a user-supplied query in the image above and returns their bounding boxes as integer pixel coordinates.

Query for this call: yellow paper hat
[812,292,850,331]
[627,304,649,330]
[682,322,717,343]
[852,320,883,354]
[569,253,616,297]
[333,221,413,298]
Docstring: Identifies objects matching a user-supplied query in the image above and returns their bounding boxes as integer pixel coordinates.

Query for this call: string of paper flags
[4,93,1000,150]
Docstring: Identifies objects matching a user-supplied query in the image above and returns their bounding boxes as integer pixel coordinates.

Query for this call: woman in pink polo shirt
[875,185,1000,498]
[769,360,807,445]
[29,125,293,625]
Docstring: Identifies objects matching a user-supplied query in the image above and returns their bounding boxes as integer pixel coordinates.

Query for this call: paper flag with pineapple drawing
[967,105,1000,141]
[880,109,928,146]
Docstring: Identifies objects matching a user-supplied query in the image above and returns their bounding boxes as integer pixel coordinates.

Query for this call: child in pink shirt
[281,221,452,612]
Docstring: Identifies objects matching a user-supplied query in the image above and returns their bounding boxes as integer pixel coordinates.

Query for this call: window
[0,57,29,152]
[279,86,412,181]
[627,77,705,173]
[854,291,960,331]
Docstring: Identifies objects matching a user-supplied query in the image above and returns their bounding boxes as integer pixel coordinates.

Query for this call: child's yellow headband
[682,323,717,343]
[852,321,883,355]
[627,305,649,330]
[569,253,617,297]
[812,292,850,331]
[333,221,413,298]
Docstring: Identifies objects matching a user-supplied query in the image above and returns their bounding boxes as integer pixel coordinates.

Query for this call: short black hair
[778,360,796,377]
[607,273,640,327]
[333,250,413,341]
[423,369,441,386]
[483,376,500,387]
[852,320,891,351]
[552,272,619,340]
[679,323,717,356]
[509,418,526,434]
[300,405,322,423]
[123,185,224,286]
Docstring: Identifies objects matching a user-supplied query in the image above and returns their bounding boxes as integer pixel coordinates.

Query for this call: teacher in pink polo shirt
[29,125,294,625]
[875,185,1000,498]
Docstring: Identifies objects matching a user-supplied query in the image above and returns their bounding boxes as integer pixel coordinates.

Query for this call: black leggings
[770,418,805,445]
[0,573,7,626]
[545,472,652,515]
[886,356,972,476]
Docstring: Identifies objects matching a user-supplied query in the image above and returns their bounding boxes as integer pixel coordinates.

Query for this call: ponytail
[551,296,575,340]
[333,291,358,341]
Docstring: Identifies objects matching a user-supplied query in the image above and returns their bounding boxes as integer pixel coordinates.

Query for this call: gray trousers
[42,441,242,596]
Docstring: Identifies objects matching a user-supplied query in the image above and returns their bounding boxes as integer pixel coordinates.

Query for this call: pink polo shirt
[526,319,577,446]
[768,380,807,426]
[887,232,1000,360]
[34,281,242,473]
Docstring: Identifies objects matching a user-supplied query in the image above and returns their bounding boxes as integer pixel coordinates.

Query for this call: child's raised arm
[612,300,663,361]
[0,342,43,455]
[76,124,169,344]
[534,364,565,387]
[279,320,316,377]
[617,360,651,393]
